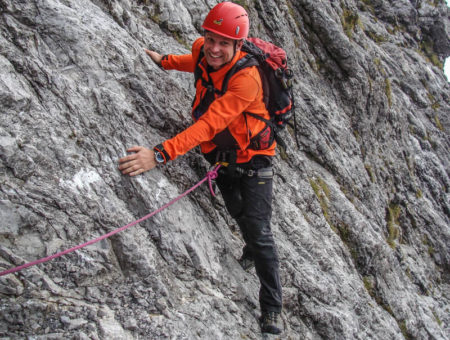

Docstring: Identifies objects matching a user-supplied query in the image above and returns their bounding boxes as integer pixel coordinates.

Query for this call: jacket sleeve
[160,37,204,73]
[161,54,195,72]
[162,68,262,161]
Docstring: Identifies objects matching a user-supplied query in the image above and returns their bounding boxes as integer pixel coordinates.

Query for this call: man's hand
[118,146,157,176]
[144,49,162,66]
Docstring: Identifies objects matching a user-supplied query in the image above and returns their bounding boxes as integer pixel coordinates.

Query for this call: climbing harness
[0,165,221,277]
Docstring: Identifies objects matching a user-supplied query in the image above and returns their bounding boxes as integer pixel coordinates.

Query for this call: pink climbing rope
[0,165,220,277]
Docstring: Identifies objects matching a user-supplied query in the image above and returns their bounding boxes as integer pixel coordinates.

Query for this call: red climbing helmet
[202,2,249,40]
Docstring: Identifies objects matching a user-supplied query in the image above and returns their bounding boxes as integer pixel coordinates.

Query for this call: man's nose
[210,42,220,52]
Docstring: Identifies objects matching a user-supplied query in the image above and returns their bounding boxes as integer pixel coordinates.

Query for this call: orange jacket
[159,37,276,164]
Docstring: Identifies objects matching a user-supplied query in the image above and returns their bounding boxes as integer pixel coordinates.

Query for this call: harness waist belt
[236,166,273,178]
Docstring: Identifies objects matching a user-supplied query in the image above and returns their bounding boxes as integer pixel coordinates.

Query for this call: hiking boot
[238,254,254,271]
[259,311,282,334]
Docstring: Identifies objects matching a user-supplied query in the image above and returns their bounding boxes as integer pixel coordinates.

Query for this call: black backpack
[193,37,296,150]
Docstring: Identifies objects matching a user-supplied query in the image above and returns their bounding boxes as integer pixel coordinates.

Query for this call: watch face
[155,151,164,163]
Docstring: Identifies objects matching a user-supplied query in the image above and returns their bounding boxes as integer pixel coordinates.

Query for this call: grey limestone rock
[0,0,449,339]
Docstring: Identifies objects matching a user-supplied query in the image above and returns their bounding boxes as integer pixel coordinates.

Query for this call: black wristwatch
[154,150,165,164]
[153,144,169,165]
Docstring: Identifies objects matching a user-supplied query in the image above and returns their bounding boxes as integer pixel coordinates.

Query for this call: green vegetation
[363,276,375,297]
[428,0,445,7]
[422,235,435,256]
[432,309,443,326]
[434,114,444,131]
[172,30,190,49]
[416,189,423,199]
[150,13,161,24]
[69,130,77,139]
[425,89,441,111]
[232,0,250,12]
[423,130,438,150]
[382,303,394,316]
[431,102,441,111]
[148,3,161,24]
[386,203,401,249]
[310,179,360,264]
[366,31,387,44]
[398,320,412,339]
[364,164,375,183]
[359,0,376,17]
[336,222,358,262]
[419,39,443,68]
[341,6,363,39]
[405,267,412,279]
[374,58,387,76]
[286,0,296,18]
[385,78,392,107]
[278,144,289,161]
[310,177,333,229]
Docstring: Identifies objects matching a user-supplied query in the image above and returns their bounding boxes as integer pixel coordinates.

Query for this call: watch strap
[153,144,170,164]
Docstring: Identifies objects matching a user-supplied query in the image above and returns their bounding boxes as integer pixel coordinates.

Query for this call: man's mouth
[208,53,222,59]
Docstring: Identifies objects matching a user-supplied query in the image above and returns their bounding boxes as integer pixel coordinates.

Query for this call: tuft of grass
[366,31,387,44]
[386,203,401,249]
[232,0,250,12]
[278,144,289,161]
[363,276,375,297]
[426,91,441,111]
[419,39,443,68]
[310,177,333,229]
[422,235,435,256]
[341,6,363,39]
[428,0,445,7]
[172,31,190,49]
[364,164,376,183]
[432,310,443,326]
[434,114,444,131]
[336,222,358,262]
[318,177,330,198]
[398,320,412,340]
[360,0,375,15]
[385,78,392,107]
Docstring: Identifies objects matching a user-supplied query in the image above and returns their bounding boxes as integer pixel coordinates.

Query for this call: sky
[445,58,449,82]
[446,0,450,81]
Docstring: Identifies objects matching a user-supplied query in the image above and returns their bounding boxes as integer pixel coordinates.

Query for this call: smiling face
[203,31,243,70]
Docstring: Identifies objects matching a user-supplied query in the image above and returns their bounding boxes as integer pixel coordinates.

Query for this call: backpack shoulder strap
[220,39,270,94]
[241,40,265,60]
[221,53,259,94]
[193,42,261,94]
[194,47,205,86]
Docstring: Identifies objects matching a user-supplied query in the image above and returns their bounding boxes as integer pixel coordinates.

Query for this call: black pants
[214,157,282,313]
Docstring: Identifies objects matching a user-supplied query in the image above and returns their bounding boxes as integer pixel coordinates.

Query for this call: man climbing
[118,2,282,334]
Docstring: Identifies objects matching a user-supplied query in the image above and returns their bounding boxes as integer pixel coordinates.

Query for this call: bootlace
[263,311,278,324]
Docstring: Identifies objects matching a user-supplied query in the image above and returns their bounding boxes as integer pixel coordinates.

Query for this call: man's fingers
[120,163,141,175]
[118,153,136,165]
[144,49,162,65]
[119,146,142,165]
[119,163,132,174]
[118,146,155,176]
[127,145,142,153]
[129,169,143,177]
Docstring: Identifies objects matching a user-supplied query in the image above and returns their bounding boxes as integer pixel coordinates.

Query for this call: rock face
[0,0,449,339]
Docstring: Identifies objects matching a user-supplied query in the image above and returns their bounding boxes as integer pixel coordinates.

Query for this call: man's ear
[236,39,244,50]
